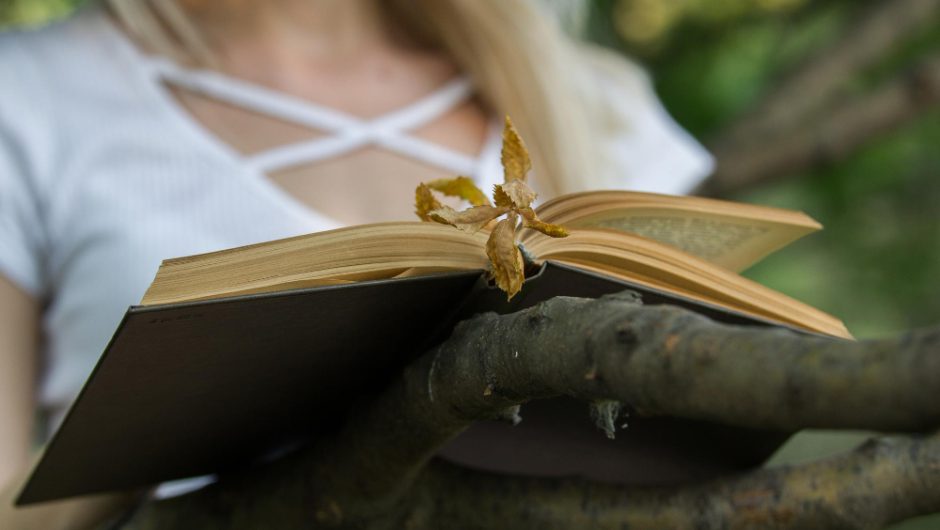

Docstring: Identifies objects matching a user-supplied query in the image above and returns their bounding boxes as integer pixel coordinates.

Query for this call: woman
[0,0,712,526]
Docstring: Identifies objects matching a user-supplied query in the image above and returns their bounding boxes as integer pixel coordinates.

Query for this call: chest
[167,77,491,226]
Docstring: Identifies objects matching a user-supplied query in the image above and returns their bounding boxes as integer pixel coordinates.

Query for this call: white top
[141,55,505,185]
[0,7,713,433]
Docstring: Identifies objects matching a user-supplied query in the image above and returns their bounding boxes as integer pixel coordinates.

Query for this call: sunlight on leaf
[415,183,443,222]
[429,205,509,233]
[493,184,513,208]
[426,176,492,206]
[501,116,531,182]
[486,215,525,300]
[520,208,569,238]
[495,179,537,209]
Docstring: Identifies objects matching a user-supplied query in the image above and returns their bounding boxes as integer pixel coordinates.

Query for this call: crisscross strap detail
[143,57,493,176]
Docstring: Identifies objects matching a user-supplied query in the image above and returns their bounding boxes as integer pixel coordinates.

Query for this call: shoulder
[0,20,63,190]
[0,3,138,103]
[569,44,714,195]
[0,7,116,87]
[0,7,139,183]
[0,6,137,116]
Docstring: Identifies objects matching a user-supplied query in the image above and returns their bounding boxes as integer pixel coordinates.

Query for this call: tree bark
[407,433,940,530]
[120,292,940,529]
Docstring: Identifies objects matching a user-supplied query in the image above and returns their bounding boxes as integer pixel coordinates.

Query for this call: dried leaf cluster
[415,117,568,299]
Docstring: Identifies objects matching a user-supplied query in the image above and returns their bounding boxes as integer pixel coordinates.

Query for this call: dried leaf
[520,207,569,237]
[426,176,491,207]
[501,116,531,182]
[494,179,537,209]
[415,183,443,221]
[493,184,512,208]
[414,120,566,300]
[486,216,525,300]
[429,205,508,233]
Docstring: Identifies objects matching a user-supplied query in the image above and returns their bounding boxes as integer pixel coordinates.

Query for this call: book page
[525,230,850,338]
[531,191,821,273]
[561,209,816,273]
[142,223,489,305]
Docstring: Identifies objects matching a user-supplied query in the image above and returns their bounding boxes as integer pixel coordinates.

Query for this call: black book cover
[18,262,789,505]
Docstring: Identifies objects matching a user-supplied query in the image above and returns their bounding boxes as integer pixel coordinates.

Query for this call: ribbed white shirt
[0,6,713,432]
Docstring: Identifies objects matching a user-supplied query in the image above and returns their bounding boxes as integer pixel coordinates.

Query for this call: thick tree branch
[120,292,940,529]
[413,432,940,529]
[427,293,940,431]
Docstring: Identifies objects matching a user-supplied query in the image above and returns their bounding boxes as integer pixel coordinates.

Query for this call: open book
[142,190,848,338]
[19,190,849,505]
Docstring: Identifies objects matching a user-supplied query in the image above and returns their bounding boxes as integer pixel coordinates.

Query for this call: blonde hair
[108,0,612,196]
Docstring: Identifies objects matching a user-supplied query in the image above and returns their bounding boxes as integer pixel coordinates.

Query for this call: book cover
[18,262,793,505]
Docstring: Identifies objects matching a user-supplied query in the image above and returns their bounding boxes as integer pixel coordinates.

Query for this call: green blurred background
[588,4,939,527]
[586,0,940,340]
[2,0,938,528]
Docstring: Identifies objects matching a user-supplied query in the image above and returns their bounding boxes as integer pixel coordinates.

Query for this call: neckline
[96,9,503,229]
[143,56,483,175]
[97,10,339,230]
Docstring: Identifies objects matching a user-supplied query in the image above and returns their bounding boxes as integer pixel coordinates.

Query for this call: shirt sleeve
[0,37,50,298]
[584,48,714,195]
[0,128,47,298]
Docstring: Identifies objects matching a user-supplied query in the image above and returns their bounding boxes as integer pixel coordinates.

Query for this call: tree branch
[413,431,940,529]
[120,292,940,529]
[426,293,940,432]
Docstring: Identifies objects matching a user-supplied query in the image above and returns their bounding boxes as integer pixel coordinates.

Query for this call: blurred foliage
[742,113,940,338]
[0,0,78,28]
[2,2,938,527]
[611,0,808,51]
[589,0,940,342]
[586,2,939,528]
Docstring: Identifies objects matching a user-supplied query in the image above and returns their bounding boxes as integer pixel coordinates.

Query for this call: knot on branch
[497,404,523,426]
[599,289,643,306]
[590,400,626,440]
[524,304,552,330]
